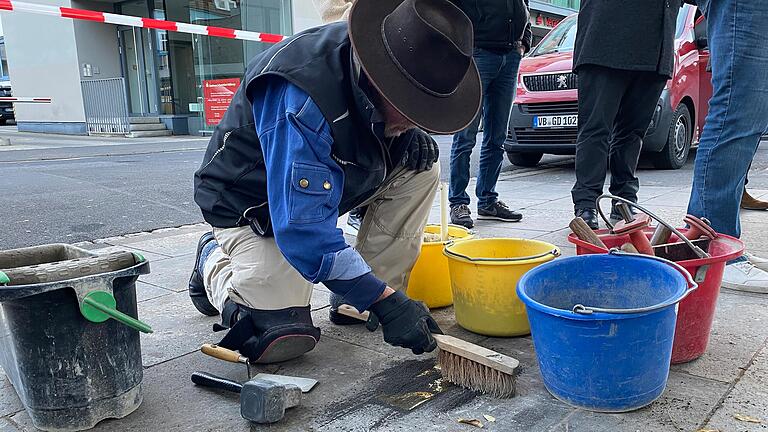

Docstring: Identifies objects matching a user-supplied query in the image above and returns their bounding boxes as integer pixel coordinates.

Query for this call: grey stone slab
[112,230,207,257]
[136,281,173,303]
[138,254,196,293]
[703,345,768,432]
[137,291,219,367]
[672,291,768,383]
[529,228,576,249]
[471,225,552,239]
[311,288,330,311]
[0,418,22,432]
[550,371,729,432]
[0,384,23,419]
[641,190,694,208]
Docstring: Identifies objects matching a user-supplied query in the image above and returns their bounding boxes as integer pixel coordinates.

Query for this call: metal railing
[81,78,130,135]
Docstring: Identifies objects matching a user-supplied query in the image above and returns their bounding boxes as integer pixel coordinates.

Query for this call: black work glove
[369,291,443,355]
[404,129,439,172]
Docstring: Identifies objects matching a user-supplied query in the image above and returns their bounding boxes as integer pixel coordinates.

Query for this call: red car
[505,5,711,169]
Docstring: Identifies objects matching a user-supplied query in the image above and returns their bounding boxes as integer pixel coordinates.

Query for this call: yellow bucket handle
[444,247,561,263]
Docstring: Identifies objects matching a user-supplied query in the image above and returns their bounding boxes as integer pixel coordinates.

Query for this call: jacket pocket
[289,162,335,224]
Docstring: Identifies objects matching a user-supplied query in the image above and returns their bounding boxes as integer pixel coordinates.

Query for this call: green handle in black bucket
[80,291,153,334]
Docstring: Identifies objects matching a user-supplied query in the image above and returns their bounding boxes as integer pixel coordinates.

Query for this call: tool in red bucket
[610,203,655,255]
[569,194,745,364]
[682,214,718,240]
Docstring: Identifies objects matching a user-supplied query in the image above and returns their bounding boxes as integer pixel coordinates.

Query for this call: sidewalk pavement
[2,166,768,431]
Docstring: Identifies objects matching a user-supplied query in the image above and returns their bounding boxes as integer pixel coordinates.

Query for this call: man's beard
[384,123,414,138]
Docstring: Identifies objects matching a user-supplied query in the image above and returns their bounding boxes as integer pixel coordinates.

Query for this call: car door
[694,12,712,142]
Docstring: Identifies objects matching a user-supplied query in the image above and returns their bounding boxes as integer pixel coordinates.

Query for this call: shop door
[120,27,160,115]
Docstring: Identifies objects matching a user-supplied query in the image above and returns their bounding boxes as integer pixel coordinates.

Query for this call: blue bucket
[517,251,696,412]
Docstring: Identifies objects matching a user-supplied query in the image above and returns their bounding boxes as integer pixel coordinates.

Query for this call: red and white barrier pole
[0,0,286,43]
[0,97,52,103]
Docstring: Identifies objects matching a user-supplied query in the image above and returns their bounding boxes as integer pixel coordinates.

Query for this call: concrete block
[113,230,206,257]
[136,281,173,303]
[0,417,22,432]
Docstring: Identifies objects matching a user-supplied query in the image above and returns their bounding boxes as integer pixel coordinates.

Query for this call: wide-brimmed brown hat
[349,0,481,134]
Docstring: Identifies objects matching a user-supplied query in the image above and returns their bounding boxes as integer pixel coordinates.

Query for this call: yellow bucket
[407,224,473,308]
[444,238,560,336]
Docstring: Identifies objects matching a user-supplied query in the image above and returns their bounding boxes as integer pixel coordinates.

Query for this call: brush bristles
[437,350,516,398]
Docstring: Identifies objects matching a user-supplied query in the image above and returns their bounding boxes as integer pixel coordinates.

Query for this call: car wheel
[0,119,6,126]
[507,152,543,167]
[652,104,692,170]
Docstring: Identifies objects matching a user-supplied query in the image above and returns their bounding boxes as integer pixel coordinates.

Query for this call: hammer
[191,372,301,424]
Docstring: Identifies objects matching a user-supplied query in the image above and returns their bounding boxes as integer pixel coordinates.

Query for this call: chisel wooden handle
[201,343,248,364]
[569,217,607,249]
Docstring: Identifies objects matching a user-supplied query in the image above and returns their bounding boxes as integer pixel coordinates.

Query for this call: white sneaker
[721,259,768,293]
[744,252,768,272]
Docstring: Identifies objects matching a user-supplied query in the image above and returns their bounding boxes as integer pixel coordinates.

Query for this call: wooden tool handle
[569,218,607,249]
[201,343,248,364]
[433,334,519,375]
[620,243,639,254]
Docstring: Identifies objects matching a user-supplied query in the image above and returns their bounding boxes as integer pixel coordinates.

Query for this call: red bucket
[568,229,744,363]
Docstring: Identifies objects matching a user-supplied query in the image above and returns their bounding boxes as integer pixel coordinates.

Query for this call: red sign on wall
[203,78,241,126]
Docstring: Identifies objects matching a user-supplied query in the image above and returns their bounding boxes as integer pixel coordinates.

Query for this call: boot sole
[476,215,522,222]
[253,335,318,364]
[722,281,768,294]
[329,309,366,325]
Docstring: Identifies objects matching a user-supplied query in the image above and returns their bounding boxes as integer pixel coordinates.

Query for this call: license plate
[533,114,577,128]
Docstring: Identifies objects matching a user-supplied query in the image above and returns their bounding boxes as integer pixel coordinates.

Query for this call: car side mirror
[695,36,708,50]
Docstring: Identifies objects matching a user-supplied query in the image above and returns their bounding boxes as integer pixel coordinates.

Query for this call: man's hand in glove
[404,129,439,172]
[369,289,443,354]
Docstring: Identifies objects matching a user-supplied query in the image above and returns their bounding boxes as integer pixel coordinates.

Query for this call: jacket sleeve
[250,77,387,311]
[521,0,533,52]
[311,0,353,23]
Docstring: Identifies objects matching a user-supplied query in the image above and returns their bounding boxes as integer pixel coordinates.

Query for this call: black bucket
[0,244,150,431]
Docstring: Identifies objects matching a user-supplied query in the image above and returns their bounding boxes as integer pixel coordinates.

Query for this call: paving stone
[137,291,219,367]
[311,288,330,311]
[138,254,195,293]
[89,244,172,263]
[672,291,768,383]
[136,281,173,303]
[470,225,552,238]
[703,344,768,432]
[0,383,23,419]
[112,230,207,257]
[0,418,22,432]
[549,371,729,432]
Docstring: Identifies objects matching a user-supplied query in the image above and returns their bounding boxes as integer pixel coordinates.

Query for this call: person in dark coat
[571,0,682,229]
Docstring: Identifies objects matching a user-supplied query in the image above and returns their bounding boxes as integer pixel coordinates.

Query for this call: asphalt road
[0,128,549,248]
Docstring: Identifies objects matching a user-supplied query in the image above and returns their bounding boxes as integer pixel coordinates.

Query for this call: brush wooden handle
[433,334,519,375]
[337,306,519,375]
[201,343,248,364]
[569,217,607,249]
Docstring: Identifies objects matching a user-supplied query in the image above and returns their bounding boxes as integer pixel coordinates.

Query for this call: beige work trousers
[203,163,440,311]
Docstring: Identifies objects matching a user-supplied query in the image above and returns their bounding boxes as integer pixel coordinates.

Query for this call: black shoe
[189,232,220,317]
[450,204,474,228]
[477,201,523,222]
[575,208,599,230]
[217,305,321,364]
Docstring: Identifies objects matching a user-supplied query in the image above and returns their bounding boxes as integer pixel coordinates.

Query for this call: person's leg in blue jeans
[449,48,522,228]
[687,0,768,292]
[476,50,521,211]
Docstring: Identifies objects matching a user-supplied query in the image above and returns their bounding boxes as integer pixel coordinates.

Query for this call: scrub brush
[337,306,520,398]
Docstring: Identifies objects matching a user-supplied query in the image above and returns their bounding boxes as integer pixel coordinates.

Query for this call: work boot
[721,258,768,294]
[189,232,220,316]
[477,201,523,222]
[741,189,768,211]
[450,204,474,229]
[217,305,321,364]
[575,208,599,230]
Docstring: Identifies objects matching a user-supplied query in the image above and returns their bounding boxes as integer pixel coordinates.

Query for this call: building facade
[1,0,577,136]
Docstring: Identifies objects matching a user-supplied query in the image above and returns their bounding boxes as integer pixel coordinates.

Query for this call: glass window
[531,15,577,57]
[538,0,580,10]
[162,0,291,131]
[0,38,8,80]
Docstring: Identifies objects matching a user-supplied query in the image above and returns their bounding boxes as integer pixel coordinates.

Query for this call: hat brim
[348,0,481,134]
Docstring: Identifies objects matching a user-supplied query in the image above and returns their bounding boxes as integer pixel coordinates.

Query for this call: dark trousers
[571,65,667,210]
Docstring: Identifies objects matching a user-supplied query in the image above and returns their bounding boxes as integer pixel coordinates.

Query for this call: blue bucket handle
[572,249,698,315]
